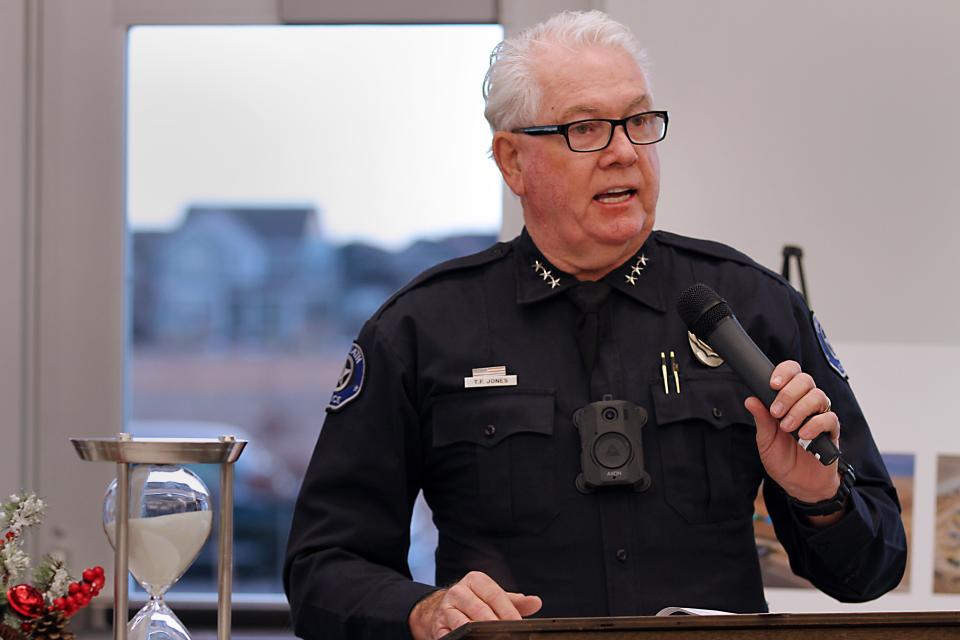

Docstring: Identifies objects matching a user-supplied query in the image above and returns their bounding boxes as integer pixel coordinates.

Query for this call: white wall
[28,0,127,573]
[609,0,960,346]
[0,0,26,496]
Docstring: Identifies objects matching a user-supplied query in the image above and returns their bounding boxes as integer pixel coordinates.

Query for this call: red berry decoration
[5,584,46,618]
[0,493,105,634]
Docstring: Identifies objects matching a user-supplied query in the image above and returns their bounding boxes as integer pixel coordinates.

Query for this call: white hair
[483,10,650,133]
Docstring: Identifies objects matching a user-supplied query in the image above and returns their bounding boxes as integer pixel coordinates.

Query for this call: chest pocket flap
[652,374,754,429]
[432,389,554,448]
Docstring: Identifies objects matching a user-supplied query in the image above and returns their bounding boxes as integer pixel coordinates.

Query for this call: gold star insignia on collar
[532,260,560,288]
[623,253,649,286]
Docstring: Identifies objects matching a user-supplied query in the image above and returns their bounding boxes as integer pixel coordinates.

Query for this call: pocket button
[483,424,496,438]
[712,407,723,419]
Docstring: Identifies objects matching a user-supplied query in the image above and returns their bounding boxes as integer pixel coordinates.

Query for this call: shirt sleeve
[761,288,907,601]
[283,319,438,640]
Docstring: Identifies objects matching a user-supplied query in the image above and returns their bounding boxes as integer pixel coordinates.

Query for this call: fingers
[777,383,825,433]
[428,572,540,640]
[768,361,831,432]
[434,607,470,639]
[765,360,841,449]
[462,571,523,620]
[509,592,543,617]
[797,411,841,447]
[744,395,778,452]
[768,362,812,422]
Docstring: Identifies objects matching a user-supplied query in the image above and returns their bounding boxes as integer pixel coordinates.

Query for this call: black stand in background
[781,244,809,304]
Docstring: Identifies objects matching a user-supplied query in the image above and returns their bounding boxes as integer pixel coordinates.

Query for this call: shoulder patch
[810,312,849,380]
[327,342,366,411]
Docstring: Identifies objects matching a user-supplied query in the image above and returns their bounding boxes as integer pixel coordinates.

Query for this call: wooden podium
[444,611,960,639]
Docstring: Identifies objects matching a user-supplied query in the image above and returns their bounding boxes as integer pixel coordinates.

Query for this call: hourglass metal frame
[71,434,246,640]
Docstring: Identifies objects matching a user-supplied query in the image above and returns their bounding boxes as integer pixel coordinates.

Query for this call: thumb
[745,396,777,448]
[507,592,542,617]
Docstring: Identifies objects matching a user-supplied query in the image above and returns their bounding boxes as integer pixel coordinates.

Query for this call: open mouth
[593,188,637,204]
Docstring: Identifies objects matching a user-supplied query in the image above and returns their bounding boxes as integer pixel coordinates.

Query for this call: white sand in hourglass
[107,510,212,594]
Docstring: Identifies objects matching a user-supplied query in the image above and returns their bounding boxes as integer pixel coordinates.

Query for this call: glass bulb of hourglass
[104,464,212,640]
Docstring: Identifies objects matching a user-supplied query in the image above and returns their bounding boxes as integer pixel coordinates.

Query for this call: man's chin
[589,214,653,246]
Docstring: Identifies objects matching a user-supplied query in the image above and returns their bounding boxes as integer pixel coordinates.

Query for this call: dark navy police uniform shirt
[284,229,906,640]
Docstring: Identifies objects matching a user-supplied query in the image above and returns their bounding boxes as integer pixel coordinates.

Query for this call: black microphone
[676,283,839,466]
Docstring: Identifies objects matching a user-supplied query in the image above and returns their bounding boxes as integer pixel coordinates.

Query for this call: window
[126,24,504,596]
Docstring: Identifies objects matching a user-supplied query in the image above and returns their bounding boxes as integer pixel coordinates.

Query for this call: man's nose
[601,124,638,166]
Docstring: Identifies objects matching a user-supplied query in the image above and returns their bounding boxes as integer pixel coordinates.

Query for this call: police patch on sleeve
[811,312,848,380]
[328,342,366,411]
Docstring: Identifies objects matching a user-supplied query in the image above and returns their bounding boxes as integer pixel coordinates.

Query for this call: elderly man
[284,11,906,640]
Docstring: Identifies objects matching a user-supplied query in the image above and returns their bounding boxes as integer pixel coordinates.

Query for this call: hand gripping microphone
[676,283,840,466]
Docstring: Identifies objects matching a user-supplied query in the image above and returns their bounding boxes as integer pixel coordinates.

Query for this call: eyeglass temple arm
[513,125,561,135]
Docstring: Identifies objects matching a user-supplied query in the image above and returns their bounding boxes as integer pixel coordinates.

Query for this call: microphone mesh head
[676,283,733,340]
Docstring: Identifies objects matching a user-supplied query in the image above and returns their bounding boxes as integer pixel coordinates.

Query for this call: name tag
[464,374,518,388]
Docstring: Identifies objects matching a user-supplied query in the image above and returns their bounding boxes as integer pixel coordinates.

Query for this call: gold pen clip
[670,350,680,394]
[660,351,669,394]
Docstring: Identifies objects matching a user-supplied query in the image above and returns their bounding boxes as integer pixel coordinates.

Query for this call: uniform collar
[514,228,666,312]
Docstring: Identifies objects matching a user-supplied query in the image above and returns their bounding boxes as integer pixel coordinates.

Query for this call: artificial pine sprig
[0,494,43,590]
[0,545,29,586]
[31,558,70,602]
[0,495,45,539]
[0,493,102,640]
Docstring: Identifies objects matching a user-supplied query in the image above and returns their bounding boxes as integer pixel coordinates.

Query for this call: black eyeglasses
[512,110,668,152]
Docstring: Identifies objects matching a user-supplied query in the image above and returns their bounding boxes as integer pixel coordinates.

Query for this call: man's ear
[492,132,525,197]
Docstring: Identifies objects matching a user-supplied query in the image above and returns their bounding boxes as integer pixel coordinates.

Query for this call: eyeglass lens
[567,113,665,151]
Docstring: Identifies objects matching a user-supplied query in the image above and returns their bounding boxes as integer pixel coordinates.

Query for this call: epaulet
[653,230,793,290]
[371,240,513,320]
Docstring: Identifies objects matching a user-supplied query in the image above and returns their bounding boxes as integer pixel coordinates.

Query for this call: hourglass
[72,435,245,640]
[103,464,211,640]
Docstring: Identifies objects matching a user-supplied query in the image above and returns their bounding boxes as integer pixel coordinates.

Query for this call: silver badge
[687,331,723,367]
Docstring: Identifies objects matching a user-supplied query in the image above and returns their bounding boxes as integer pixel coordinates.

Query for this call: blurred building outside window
[126,24,504,597]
